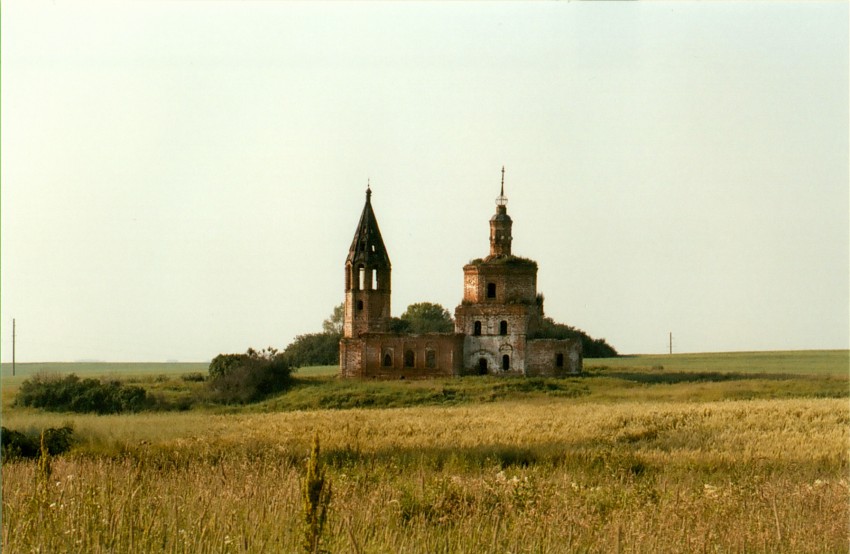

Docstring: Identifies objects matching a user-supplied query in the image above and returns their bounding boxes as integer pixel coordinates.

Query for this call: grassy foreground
[1,351,848,553]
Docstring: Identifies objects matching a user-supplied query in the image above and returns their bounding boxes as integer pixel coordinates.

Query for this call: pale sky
[2,1,847,362]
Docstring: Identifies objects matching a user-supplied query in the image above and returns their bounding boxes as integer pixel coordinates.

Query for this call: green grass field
[586,349,849,375]
[3,349,844,381]
[2,350,848,552]
[0,361,208,382]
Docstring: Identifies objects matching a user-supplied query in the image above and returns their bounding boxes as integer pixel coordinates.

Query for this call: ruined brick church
[339,170,582,379]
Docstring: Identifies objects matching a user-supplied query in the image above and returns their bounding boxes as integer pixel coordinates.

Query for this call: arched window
[556,353,564,368]
[357,300,363,311]
[425,349,436,369]
[473,321,482,336]
[499,321,508,335]
[502,355,510,371]
[478,358,488,375]
[383,353,393,367]
[359,266,366,290]
[487,283,496,299]
[404,350,415,368]
[372,269,378,289]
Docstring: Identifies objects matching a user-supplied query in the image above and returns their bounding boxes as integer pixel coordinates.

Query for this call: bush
[15,374,151,414]
[283,333,340,367]
[1,426,74,460]
[207,347,293,404]
[181,372,206,382]
[532,317,618,358]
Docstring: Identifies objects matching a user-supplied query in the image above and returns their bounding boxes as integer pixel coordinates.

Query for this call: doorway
[478,358,488,375]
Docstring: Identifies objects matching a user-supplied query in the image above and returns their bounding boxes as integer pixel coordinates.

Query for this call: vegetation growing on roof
[467,255,538,268]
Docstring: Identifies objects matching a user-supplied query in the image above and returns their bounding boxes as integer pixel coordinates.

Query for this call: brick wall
[339,338,364,378]
[526,338,582,376]
[461,263,537,305]
[342,333,463,379]
[462,335,528,375]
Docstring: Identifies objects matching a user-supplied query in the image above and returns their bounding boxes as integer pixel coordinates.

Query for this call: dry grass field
[2,351,848,553]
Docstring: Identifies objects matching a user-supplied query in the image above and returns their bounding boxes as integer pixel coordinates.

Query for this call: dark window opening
[357,300,363,311]
[478,358,488,375]
[502,355,510,371]
[473,321,482,336]
[404,350,415,368]
[499,321,508,335]
[487,283,496,299]
[383,353,393,367]
[556,353,564,368]
[426,349,436,369]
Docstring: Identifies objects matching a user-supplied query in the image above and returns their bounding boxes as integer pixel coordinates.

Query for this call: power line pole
[668,331,672,355]
[12,318,16,376]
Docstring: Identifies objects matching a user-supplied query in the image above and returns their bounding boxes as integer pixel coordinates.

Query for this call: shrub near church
[207,347,293,403]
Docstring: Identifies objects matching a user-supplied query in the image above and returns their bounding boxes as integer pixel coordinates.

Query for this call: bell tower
[344,185,392,338]
[489,166,512,258]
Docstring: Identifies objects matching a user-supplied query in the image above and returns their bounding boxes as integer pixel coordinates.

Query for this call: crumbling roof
[468,255,537,268]
[346,187,391,268]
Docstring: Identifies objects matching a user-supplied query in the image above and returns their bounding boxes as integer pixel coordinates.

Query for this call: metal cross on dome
[495,166,508,206]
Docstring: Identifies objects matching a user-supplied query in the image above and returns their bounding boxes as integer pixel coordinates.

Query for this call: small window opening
[473,321,482,336]
[487,283,496,299]
[383,353,393,367]
[359,267,366,290]
[478,358,488,375]
[499,321,508,335]
[357,300,363,311]
[556,353,564,368]
[404,350,415,368]
[372,269,377,289]
[426,349,436,369]
[502,355,510,371]
[371,244,376,252]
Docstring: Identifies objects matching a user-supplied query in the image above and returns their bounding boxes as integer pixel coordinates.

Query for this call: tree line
[284,301,617,366]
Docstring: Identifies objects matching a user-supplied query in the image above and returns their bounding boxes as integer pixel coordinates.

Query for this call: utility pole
[668,332,672,355]
[12,318,16,376]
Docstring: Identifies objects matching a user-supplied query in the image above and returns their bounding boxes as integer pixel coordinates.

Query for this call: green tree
[533,317,618,358]
[282,304,344,367]
[284,333,340,367]
[399,302,454,334]
[322,303,344,335]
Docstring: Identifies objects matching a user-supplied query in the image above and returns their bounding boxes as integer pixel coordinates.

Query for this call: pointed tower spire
[490,166,512,257]
[496,166,508,207]
[500,165,505,197]
[344,184,392,337]
[347,185,389,268]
